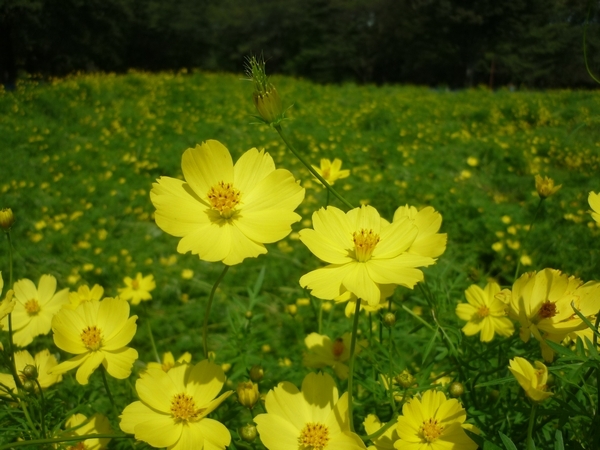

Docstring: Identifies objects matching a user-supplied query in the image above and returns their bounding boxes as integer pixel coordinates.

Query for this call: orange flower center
[298,422,329,449]
[131,279,139,290]
[353,229,380,262]
[24,299,40,316]
[321,167,331,180]
[332,338,344,359]
[170,393,200,422]
[81,326,103,351]
[68,443,86,450]
[477,305,490,318]
[420,418,444,442]
[538,301,557,319]
[207,181,241,218]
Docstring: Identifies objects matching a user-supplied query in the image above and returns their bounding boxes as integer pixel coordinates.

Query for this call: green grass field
[1,70,600,449]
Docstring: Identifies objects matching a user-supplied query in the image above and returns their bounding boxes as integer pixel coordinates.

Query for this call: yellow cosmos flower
[150,140,305,265]
[392,205,447,258]
[589,191,600,224]
[60,413,112,450]
[534,174,562,199]
[65,283,104,310]
[499,269,592,361]
[0,275,69,347]
[0,272,16,330]
[455,282,514,342]
[118,273,156,305]
[299,205,435,307]
[303,332,367,379]
[0,349,62,395]
[120,360,233,450]
[395,390,477,450]
[50,297,138,385]
[147,351,192,372]
[254,372,366,450]
[312,158,351,185]
[508,357,553,402]
[364,414,398,450]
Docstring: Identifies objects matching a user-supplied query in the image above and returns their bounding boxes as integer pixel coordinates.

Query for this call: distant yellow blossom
[65,284,104,310]
[181,269,194,280]
[60,413,112,450]
[508,357,552,402]
[150,140,305,265]
[535,174,562,199]
[455,282,514,342]
[312,158,351,185]
[303,332,367,379]
[118,273,156,305]
[147,351,192,372]
[589,191,600,224]
[466,157,479,167]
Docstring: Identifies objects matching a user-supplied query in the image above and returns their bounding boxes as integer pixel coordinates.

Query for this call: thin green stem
[387,323,394,409]
[0,434,131,450]
[347,299,362,433]
[325,188,330,207]
[203,265,230,359]
[34,380,46,439]
[584,1,600,84]
[526,403,537,450]
[18,399,35,431]
[100,366,119,420]
[318,299,323,334]
[5,231,21,390]
[514,198,543,281]
[143,303,161,363]
[274,125,354,210]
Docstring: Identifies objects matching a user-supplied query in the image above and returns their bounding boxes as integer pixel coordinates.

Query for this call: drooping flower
[50,297,138,385]
[299,205,435,307]
[312,158,350,185]
[364,414,398,450]
[508,357,553,402]
[60,413,112,450]
[392,205,447,258]
[64,283,104,310]
[120,360,233,450]
[534,174,562,199]
[118,273,156,305]
[254,372,366,450]
[1,275,69,347]
[0,349,62,395]
[303,332,367,379]
[455,282,514,342]
[589,191,600,224]
[395,389,477,450]
[150,140,305,265]
[147,351,192,372]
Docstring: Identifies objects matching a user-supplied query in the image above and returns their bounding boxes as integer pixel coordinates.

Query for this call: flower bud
[237,381,259,409]
[239,424,258,442]
[249,364,264,382]
[286,304,298,316]
[0,208,15,230]
[22,380,36,393]
[395,369,416,388]
[535,174,562,199]
[449,381,465,398]
[382,312,396,327]
[245,310,253,319]
[245,56,285,126]
[22,364,38,380]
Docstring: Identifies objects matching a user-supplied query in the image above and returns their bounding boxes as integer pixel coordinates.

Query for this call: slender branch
[203,265,230,359]
[100,366,119,420]
[0,434,131,450]
[347,299,362,432]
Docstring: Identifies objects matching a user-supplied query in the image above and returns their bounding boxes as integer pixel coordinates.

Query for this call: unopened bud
[237,381,259,409]
[249,365,264,382]
[245,310,253,319]
[535,174,562,199]
[449,381,464,398]
[395,370,416,388]
[286,304,298,316]
[239,424,258,442]
[246,56,285,125]
[0,209,15,230]
[22,380,36,393]
[382,312,396,327]
[22,364,38,380]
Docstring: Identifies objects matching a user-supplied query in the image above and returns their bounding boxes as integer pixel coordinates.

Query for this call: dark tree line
[1,0,599,88]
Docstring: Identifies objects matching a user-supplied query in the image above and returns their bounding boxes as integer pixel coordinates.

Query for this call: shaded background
[1,0,600,88]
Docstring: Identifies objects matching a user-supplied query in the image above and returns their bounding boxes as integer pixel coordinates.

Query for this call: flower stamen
[207,181,241,218]
[352,229,380,262]
[477,305,490,318]
[81,326,103,351]
[332,338,344,359]
[420,418,444,442]
[299,422,329,449]
[24,299,40,316]
[538,301,557,319]
[170,393,199,422]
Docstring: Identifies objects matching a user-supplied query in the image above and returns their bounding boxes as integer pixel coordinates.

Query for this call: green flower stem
[526,403,537,450]
[18,399,35,432]
[203,265,229,359]
[143,303,161,363]
[388,322,395,409]
[274,125,354,210]
[514,198,543,281]
[347,299,362,433]
[318,299,324,334]
[0,434,131,450]
[5,230,21,390]
[100,366,119,420]
[34,379,47,439]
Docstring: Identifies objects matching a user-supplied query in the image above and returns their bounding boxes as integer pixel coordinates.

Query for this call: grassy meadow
[1,70,600,449]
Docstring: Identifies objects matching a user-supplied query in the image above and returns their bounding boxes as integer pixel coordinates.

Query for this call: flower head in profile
[147,351,192,372]
[303,332,367,379]
[589,191,600,224]
[535,174,562,199]
[65,283,104,310]
[120,360,233,450]
[337,284,395,317]
[254,372,366,450]
[299,205,435,307]
[1,275,69,347]
[455,282,514,342]
[50,297,138,385]
[508,357,552,402]
[395,389,477,450]
[392,205,447,258]
[0,272,15,330]
[118,273,156,305]
[312,158,350,186]
[0,349,62,395]
[60,413,112,450]
[150,140,305,266]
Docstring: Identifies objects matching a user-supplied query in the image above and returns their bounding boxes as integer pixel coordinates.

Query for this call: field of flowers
[0,64,599,449]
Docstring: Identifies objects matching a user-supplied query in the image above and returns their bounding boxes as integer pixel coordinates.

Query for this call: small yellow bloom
[589,191,600,224]
[520,255,532,266]
[120,360,233,450]
[466,157,479,167]
[254,372,366,450]
[181,269,194,280]
[0,349,62,395]
[65,284,104,310]
[50,297,138,385]
[0,273,15,329]
[0,208,15,230]
[311,158,351,186]
[395,390,477,449]
[147,351,192,372]
[118,273,155,305]
[508,357,552,402]
[535,174,562,199]
[303,332,367,379]
[60,413,112,450]
[237,381,260,408]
